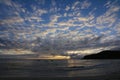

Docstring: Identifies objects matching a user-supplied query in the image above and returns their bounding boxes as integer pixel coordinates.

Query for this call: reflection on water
[0,59,120,77]
[67,60,120,77]
[67,59,99,67]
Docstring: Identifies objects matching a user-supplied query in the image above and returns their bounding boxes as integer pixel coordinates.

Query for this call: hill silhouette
[83,50,120,59]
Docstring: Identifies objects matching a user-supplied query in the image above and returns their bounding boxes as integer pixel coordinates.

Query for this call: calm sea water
[0,59,120,77]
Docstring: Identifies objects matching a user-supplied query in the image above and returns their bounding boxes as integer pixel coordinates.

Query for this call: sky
[0,0,120,57]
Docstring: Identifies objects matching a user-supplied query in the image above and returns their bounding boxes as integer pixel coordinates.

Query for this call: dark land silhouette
[83,50,120,59]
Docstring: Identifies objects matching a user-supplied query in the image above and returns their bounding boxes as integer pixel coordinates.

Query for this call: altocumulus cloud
[0,0,120,56]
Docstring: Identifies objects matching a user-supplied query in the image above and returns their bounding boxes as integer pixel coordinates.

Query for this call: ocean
[0,59,120,78]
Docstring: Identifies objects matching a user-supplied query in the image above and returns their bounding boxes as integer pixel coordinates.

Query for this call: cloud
[77,17,89,21]
[25,16,43,22]
[0,0,12,6]
[0,49,34,55]
[31,5,37,11]
[100,35,117,43]
[65,6,70,11]
[64,13,67,17]
[1,0,119,44]
[81,0,91,9]
[113,19,120,34]
[96,14,116,28]
[50,15,60,23]
[104,1,111,8]
[0,0,120,55]
[35,0,45,5]
[100,30,112,35]
[1,17,24,25]
[72,1,80,10]
[51,0,56,7]
[96,4,120,29]
[0,0,26,22]
[42,14,61,27]
[35,9,47,16]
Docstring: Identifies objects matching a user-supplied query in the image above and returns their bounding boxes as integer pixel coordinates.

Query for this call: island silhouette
[83,50,120,59]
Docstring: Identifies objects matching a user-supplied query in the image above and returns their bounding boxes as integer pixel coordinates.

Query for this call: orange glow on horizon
[27,55,71,60]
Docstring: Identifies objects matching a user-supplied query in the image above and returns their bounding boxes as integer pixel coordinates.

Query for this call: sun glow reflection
[27,55,71,60]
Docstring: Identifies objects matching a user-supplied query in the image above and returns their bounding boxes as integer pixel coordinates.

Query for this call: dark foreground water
[0,59,120,78]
